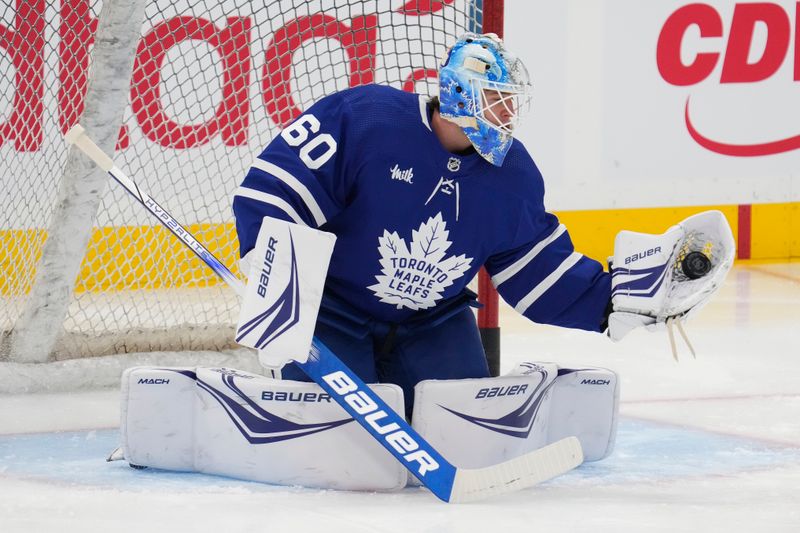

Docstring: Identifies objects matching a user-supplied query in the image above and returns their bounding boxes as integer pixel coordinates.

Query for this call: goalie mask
[438,33,532,166]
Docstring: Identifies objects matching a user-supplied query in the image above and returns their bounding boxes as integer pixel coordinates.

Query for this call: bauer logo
[257,236,279,298]
[624,246,662,265]
[322,370,440,477]
[475,384,528,399]
[261,391,332,403]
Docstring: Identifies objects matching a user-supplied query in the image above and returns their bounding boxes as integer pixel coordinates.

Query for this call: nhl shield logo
[447,157,461,172]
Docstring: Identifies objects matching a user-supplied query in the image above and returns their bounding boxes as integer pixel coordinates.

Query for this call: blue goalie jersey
[233,85,611,331]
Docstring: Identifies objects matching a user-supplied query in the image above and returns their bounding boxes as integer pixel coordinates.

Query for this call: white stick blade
[448,436,583,503]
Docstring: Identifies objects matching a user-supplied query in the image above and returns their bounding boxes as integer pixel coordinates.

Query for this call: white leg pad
[121,366,197,471]
[119,366,407,491]
[539,366,619,461]
[411,363,559,470]
[410,362,618,474]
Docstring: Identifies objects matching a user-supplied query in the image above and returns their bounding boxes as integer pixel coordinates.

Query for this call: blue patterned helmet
[438,33,532,166]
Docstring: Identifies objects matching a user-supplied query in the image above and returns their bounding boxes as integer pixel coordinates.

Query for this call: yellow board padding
[751,202,800,259]
[0,229,47,296]
[553,205,738,265]
[0,224,241,296]
[75,223,241,293]
[3,202,797,295]
[556,202,800,262]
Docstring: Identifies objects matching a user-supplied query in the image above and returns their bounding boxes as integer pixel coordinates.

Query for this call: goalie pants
[281,290,490,416]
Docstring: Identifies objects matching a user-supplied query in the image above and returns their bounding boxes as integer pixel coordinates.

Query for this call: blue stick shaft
[299,339,457,502]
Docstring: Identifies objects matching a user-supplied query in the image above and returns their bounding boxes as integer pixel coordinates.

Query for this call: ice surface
[1,263,798,532]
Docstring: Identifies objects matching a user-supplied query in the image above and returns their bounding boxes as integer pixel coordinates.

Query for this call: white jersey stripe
[234,186,306,226]
[514,252,583,315]
[250,158,327,226]
[492,224,567,286]
[418,95,432,131]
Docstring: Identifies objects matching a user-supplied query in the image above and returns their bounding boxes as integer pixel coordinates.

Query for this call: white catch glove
[607,210,735,359]
[236,216,336,370]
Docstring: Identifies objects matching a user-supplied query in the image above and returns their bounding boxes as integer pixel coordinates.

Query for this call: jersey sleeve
[232,92,355,257]
[485,164,611,332]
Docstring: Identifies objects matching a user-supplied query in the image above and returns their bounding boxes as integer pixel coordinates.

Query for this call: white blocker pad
[411,362,618,470]
[236,216,336,368]
[119,366,407,491]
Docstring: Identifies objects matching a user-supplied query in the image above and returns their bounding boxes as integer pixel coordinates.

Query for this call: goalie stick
[65,124,583,503]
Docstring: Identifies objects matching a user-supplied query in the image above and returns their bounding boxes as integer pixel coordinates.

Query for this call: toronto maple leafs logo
[368,213,473,310]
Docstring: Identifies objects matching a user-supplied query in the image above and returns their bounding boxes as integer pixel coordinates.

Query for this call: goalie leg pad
[535,365,619,461]
[411,363,618,471]
[411,364,559,470]
[119,366,407,491]
[121,366,197,471]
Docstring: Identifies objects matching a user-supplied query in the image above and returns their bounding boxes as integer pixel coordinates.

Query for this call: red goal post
[476,0,503,376]
[0,0,504,368]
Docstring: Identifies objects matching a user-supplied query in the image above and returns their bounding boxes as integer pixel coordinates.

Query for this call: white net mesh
[1,0,485,361]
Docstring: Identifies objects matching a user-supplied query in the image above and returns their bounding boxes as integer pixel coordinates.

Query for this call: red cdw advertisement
[597,0,798,206]
[657,1,799,156]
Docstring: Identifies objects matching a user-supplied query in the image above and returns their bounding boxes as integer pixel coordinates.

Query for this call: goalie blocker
[114,363,617,490]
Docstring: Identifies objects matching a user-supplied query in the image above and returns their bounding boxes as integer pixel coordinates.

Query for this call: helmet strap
[463,57,489,74]
[442,115,478,129]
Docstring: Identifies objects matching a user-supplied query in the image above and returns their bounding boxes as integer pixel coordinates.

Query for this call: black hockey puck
[681,251,712,279]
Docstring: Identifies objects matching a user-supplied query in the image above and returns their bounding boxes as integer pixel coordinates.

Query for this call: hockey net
[1,0,499,364]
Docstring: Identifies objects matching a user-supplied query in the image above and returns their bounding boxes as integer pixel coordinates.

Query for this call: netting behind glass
[0,0,484,360]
